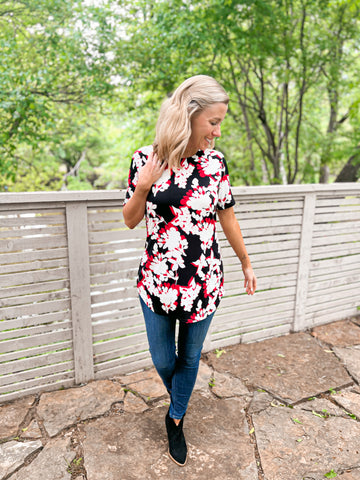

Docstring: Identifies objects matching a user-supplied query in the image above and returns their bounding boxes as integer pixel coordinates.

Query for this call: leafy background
[1,0,359,191]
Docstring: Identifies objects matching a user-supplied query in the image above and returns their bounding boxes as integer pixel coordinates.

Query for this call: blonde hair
[153,75,229,170]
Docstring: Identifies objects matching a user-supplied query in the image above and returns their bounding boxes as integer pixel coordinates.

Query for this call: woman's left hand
[243,266,257,295]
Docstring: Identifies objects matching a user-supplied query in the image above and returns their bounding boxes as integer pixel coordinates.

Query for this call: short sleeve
[217,156,236,210]
[123,147,149,206]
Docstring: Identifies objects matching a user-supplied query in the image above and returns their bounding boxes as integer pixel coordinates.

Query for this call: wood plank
[93,332,148,356]
[222,239,300,256]
[0,360,75,387]
[241,324,291,344]
[225,271,297,289]
[306,282,360,304]
[234,200,304,213]
[90,270,139,287]
[221,246,300,263]
[88,229,147,244]
[234,208,304,221]
[311,243,360,260]
[88,218,143,230]
[308,273,360,293]
[305,306,358,326]
[315,211,360,223]
[0,340,73,363]
[293,192,316,332]
[87,210,124,222]
[312,232,360,247]
[0,248,68,266]
[0,320,72,342]
[315,205,360,215]
[93,322,145,338]
[0,370,75,395]
[0,212,65,226]
[0,267,69,287]
[230,215,303,230]
[94,343,149,366]
[222,285,296,302]
[0,235,67,253]
[223,262,298,278]
[66,202,94,384]
[91,287,138,304]
[220,292,295,311]
[90,277,136,292]
[89,240,145,255]
[0,311,71,331]
[90,258,141,276]
[0,329,73,354]
[316,197,360,208]
[0,225,66,239]
[93,323,145,342]
[211,317,292,342]
[234,225,302,238]
[0,289,69,308]
[306,295,359,314]
[0,258,69,275]
[91,297,139,315]
[94,356,152,379]
[92,308,142,325]
[216,301,295,328]
[0,349,74,376]
[92,316,144,336]
[309,254,360,275]
[93,351,150,371]
[313,220,360,234]
[0,298,70,320]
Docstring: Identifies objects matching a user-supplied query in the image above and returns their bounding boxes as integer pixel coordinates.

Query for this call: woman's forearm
[123,185,150,229]
[217,207,252,268]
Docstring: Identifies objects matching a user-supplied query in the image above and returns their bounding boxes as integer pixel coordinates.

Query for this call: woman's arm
[217,206,257,295]
[123,152,165,229]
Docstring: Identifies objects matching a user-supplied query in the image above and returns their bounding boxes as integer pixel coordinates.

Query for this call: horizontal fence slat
[0,349,74,376]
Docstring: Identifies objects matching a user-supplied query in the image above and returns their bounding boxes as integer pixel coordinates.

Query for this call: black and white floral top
[124,145,235,323]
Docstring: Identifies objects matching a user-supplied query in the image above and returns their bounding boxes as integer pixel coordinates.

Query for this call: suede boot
[165,410,187,466]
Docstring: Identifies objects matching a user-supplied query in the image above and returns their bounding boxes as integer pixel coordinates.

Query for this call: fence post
[66,202,94,384]
[292,192,316,332]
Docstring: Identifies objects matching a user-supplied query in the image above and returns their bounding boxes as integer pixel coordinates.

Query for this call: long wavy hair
[153,75,229,170]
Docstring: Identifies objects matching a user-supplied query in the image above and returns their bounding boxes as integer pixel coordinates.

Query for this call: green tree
[115,0,360,184]
[0,0,119,182]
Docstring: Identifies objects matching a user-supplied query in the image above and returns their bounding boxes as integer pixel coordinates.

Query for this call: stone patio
[1,317,360,480]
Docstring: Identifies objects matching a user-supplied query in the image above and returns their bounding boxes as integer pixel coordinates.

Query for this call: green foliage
[1,0,360,189]
[324,470,337,478]
[114,0,360,185]
[0,0,119,181]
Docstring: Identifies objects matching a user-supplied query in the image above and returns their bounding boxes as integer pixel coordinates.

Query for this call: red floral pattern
[124,145,235,323]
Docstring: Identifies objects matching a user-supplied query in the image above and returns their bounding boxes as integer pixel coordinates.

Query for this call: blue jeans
[139,297,214,420]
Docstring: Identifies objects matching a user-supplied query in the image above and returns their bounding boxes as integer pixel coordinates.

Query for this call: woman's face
[186,102,228,156]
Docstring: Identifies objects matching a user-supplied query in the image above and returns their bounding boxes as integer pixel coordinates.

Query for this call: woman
[123,75,256,467]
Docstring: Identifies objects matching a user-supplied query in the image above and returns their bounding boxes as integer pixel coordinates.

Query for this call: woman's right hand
[137,152,166,191]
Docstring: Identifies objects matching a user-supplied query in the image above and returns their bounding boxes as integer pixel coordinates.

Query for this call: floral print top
[124,145,235,323]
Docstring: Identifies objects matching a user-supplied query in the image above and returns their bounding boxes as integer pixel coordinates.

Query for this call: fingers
[244,275,256,295]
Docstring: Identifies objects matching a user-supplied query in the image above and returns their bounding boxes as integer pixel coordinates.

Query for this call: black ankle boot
[165,410,187,466]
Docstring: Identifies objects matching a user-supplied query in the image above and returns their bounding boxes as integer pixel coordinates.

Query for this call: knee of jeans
[150,349,175,373]
[178,348,202,368]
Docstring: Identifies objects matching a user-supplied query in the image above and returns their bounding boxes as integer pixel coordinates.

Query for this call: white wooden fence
[0,184,360,403]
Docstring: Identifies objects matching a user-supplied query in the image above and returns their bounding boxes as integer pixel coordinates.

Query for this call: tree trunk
[319,164,330,184]
[335,149,360,182]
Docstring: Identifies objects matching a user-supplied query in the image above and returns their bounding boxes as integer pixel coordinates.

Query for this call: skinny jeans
[139,297,214,420]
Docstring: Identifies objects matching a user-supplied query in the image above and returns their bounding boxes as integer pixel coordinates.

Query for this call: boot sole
[168,449,187,467]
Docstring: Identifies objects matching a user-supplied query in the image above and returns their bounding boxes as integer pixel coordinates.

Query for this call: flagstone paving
[1,317,360,480]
